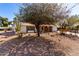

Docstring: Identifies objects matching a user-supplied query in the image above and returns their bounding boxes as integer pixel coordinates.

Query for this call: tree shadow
[0,36,65,56]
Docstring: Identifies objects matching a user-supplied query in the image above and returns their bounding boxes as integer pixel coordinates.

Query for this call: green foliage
[16,3,70,36]
[0,16,9,27]
[65,15,79,31]
[15,22,21,32]
[59,15,79,31]
[67,15,79,26]
[14,16,21,32]
[8,21,12,25]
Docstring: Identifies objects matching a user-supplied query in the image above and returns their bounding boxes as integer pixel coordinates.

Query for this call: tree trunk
[36,25,40,37]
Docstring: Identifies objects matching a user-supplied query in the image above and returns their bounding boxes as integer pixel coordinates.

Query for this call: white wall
[52,26,57,32]
[20,25,27,33]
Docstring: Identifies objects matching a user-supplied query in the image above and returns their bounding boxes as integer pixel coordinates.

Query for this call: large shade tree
[17,3,71,36]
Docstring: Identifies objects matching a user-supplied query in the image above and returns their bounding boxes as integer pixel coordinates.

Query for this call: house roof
[40,24,54,27]
[21,22,35,26]
[21,22,54,27]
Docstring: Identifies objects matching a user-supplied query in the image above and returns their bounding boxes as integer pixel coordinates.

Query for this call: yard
[0,32,79,56]
[0,32,65,56]
[0,3,79,56]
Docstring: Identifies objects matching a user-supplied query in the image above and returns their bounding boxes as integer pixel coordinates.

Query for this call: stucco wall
[20,25,27,33]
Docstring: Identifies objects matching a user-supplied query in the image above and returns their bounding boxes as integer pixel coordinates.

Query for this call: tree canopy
[16,3,71,36]
[67,15,79,26]
[0,16,9,27]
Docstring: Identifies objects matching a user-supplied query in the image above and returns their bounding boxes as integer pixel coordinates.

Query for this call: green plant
[15,22,21,32]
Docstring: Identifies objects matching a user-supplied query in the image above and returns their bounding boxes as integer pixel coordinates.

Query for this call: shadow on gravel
[0,36,65,56]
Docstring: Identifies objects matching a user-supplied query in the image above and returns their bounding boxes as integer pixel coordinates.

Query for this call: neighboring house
[20,22,57,33]
[11,22,16,32]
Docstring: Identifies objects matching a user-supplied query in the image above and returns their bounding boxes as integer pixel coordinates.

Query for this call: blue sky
[68,4,79,15]
[0,3,79,21]
[0,3,21,21]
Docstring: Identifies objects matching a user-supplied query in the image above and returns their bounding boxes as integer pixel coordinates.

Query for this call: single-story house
[20,22,57,33]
